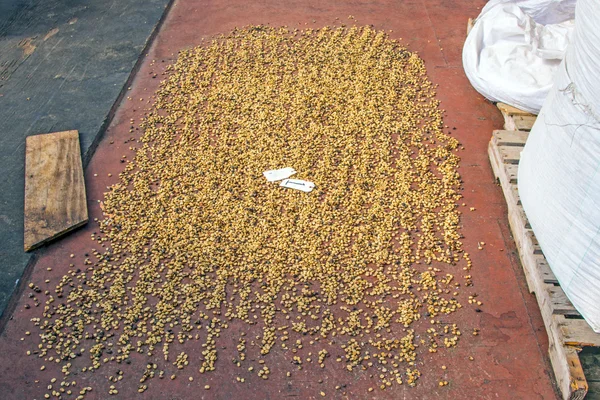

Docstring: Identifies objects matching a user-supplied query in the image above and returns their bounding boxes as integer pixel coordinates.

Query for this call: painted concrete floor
[0,0,560,399]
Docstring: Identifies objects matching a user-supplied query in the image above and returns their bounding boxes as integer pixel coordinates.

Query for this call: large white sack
[565,0,600,118]
[518,0,600,332]
[463,1,574,113]
[481,0,576,24]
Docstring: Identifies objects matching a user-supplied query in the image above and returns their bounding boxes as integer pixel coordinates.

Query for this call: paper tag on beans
[280,178,315,193]
[263,167,296,182]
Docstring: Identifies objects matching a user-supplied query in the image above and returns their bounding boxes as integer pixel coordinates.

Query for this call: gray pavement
[0,0,171,319]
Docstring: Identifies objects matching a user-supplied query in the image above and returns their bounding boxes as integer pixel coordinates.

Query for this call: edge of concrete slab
[81,0,176,168]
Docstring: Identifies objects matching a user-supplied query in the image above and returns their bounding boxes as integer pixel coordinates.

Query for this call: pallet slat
[496,103,537,131]
[513,115,537,131]
[497,102,533,116]
[540,257,559,285]
[560,318,600,347]
[510,183,522,207]
[547,287,580,317]
[498,146,522,164]
[493,130,529,146]
[506,164,519,183]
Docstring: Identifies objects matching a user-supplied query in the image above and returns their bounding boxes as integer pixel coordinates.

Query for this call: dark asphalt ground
[0,0,171,318]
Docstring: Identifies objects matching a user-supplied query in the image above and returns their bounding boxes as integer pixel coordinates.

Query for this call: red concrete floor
[0,1,559,399]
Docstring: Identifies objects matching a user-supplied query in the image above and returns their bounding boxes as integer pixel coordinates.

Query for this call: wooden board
[513,115,537,131]
[497,102,533,116]
[24,130,88,251]
[488,129,600,400]
[505,164,519,184]
[492,130,529,146]
[498,146,522,165]
[496,103,537,131]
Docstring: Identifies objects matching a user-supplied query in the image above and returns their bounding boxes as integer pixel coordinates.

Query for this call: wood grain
[492,129,529,147]
[496,102,535,116]
[513,115,537,131]
[496,103,537,131]
[24,130,88,251]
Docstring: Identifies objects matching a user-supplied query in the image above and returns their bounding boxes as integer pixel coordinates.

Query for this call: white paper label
[280,178,315,193]
[263,167,296,182]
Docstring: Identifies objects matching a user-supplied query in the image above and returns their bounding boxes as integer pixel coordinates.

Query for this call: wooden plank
[492,130,528,147]
[488,140,503,181]
[506,164,518,183]
[530,234,544,255]
[514,115,537,131]
[508,208,538,294]
[565,346,589,400]
[510,183,522,207]
[548,328,588,400]
[497,102,535,117]
[498,146,522,164]
[503,117,518,132]
[496,103,537,131]
[488,142,522,211]
[537,283,580,325]
[547,287,580,317]
[560,318,600,347]
[24,130,88,251]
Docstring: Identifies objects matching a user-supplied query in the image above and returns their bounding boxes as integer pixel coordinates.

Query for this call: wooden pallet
[488,128,600,400]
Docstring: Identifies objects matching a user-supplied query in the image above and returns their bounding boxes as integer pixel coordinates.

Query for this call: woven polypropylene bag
[518,0,600,332]
[462,0,574,113]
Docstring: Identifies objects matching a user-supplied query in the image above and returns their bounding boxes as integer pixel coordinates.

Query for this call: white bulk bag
[481,0,576,25]
[463,0,574,113]
[518,0,600,332]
